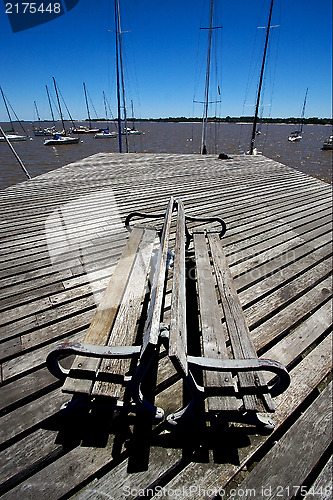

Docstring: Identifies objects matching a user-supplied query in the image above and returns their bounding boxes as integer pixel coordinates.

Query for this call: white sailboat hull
[44,136,80,146]
[0,134,27,142]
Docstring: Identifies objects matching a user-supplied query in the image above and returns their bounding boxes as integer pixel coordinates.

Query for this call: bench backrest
[168,200,188,375]
[140,197,175,357]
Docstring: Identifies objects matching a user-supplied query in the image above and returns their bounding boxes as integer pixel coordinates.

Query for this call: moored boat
[0,85,28,141]
[72,125,100,134]
[44,134,80,146]
[288,88,308,142]
[288,131,302,142]
[44,77,80,146]
[94,128,117,139]
[0,133,27,142]
[122,127,142,135]
[72,84,100,134]
[321,136,332,150]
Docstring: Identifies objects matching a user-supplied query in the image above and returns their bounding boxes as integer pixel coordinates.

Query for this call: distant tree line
[32,116,331,125]
[131,116,332,125]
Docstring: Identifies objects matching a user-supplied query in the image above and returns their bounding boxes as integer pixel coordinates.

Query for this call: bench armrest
[46,342,141,381]
[185,214,227,238]
[187,356,290,397]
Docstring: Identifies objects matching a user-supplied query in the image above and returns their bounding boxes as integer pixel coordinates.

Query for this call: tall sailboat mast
[299,87,308,134]
[52,77,66,134]
[34,101,41,122]
[249,0,274,155]
[201,0,214,155]
[83,82,92,129]
[115,0,122,152]
[115,0,129,153]
[46,85,56,128]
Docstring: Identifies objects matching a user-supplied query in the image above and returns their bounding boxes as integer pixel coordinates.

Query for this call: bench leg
[130,349,165,422]
[166,371,205,426]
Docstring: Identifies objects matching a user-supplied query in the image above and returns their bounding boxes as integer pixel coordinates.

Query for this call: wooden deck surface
[0,153,332,499]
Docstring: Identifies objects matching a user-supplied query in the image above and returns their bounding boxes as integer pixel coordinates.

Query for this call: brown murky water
[0,121,331,189]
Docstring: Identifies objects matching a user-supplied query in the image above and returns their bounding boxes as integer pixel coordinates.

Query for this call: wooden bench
[166,199,290,430]
[47,197,290,429]
[46,197,176,421]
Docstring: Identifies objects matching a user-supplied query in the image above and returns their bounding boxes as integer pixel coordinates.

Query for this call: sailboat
[248,0,275,155]
[32,100,58,136]
[44,78,80,145]
[72,83,100,134]
[321,135,332,150]
[122,101,143,135]
[288,88,308,142]
[0,85,27,142]
[94,91,117,138]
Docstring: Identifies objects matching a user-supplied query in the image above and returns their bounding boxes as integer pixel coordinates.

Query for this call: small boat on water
[288,131,303,142]
[321,136,332,150]
[44,77,80,146]
[72,125,100,134]
[94,128,117,139]
[32,101,64,136]
[0,133,27,142]
[122,127,142,136]
[72,84,100,134]
[34,126,65,137]
[44,134,80,146]
[0,85,28,141]
[288,88,308,142]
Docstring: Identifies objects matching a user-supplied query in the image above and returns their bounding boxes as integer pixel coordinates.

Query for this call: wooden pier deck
[0,153,332,499]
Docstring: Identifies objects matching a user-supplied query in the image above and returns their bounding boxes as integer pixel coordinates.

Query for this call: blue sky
[0,0,332,121]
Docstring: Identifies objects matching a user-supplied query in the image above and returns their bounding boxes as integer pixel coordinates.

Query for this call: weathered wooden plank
[141,197,174,351]
[0,367,58,413]
[2,330,86,381]
[244,256,332,326]
[207,233,273,412]
[153,334,332,499]
[304,456,332,500]
[251,275,332,349]
[92,228,157,398]
[0,388,67,446]
[168,200,187,375]
[0,428,62,496]
[62,227,147,395]
[263,301,332,368]
[230,382,332,500]
[192,232,236,411]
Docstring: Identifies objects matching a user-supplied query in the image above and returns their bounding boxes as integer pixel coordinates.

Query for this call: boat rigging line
[249,0,274,155]
[52,77,67,134]
[83,82,92,129]
[0,86,27,136]
[45,84,56,128]
[115,0,128,153]
[199,0,222,155]
[54,79,76,130]
[0,126,31,180]
[34,101,41,122]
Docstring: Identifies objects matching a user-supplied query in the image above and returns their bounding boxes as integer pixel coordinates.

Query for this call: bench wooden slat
[207,233,274,412]
[141,197,174,354]
[193,232,237,412]
[62,227,151,395]
[168,200,187,375]
[92,228,157,399]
